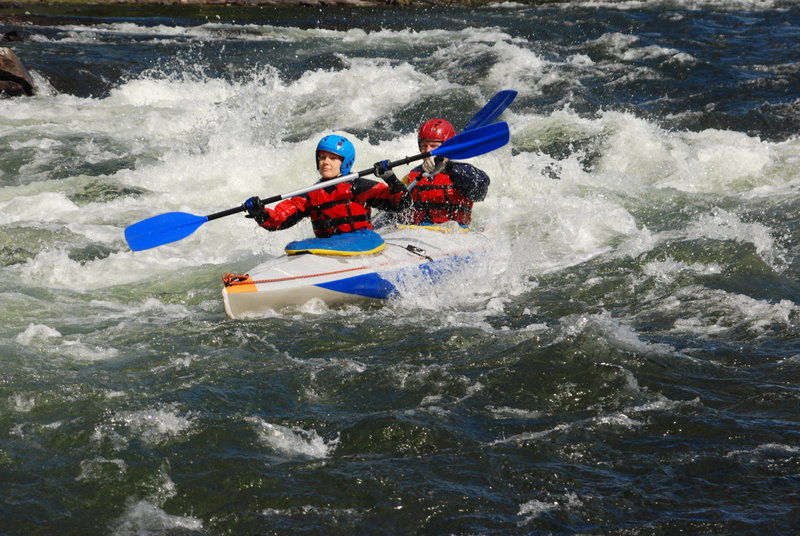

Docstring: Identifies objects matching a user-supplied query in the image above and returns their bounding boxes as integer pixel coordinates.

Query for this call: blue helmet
[315,135,355,176]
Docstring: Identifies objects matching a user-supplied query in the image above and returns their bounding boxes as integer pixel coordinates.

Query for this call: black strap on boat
[405,244,433,262]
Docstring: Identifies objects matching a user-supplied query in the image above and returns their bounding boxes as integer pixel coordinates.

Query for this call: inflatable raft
[221,225,491,318]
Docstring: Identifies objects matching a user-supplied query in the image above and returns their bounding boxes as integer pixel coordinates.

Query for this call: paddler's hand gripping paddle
[124,92,516,252]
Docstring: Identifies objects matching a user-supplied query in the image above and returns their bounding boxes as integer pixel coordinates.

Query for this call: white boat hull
[221,225,491,318]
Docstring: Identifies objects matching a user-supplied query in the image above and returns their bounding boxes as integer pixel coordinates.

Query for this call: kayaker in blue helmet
[397,119,490,227]
[243,135,409,238]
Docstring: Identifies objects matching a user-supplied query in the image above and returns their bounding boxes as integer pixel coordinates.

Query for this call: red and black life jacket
[406,169,473,226]
[307,182,373,237]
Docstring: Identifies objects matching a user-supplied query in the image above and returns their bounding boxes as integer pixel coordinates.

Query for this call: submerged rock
[0,46,35,96]
[2,29,32,42]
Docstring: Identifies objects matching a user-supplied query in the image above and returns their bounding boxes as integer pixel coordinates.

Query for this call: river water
[1,1,799,534]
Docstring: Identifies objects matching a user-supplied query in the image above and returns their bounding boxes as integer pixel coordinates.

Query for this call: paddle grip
[260,194,283,205]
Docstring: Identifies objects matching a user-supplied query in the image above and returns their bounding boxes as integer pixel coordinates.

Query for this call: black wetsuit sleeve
[448,162,490,202]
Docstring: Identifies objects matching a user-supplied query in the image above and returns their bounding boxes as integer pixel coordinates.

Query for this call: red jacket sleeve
[260,195,310,231]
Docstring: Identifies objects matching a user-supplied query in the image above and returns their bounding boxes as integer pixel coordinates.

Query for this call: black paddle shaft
[348,151,433,180]
[208,205,247,221]
[376,151,432,173]
[347,150,433,182]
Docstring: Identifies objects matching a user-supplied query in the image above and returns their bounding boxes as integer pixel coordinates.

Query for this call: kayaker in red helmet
[244,135,409,238]
[395,118,490,227]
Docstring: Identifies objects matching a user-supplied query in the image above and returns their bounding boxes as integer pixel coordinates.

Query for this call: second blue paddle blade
[463,89,517,132]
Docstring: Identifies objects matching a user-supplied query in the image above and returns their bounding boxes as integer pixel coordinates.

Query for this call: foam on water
[12,321,120,361]
[76,457,128,482]
[560,311,676,357]
[1,18,798,326]
[52,20,518,51]
[727,442,800,461]
[14,322,62,345]
[261,505,364,525]
[642,257,723,283]
[651,129,780,194]
[517,492,585,527]
[591,31,694,63]
[93,406,195,447]
[112,501,203,536]
[247,416,337,459]
[561,0,785,10]
[686,209,788,270]
[490,394,699,448]
[488,405,543,420]
[9,393,37,413]
[669,287,799,337]
[0,191,79,224]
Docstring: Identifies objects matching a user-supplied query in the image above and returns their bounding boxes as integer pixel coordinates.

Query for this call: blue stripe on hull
[315,272,397,300]
[313,253,475,301]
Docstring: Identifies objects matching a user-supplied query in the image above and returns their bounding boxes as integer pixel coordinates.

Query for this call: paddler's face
[317,150,343,179]
[419,139,445,171]
[419,139,442,153]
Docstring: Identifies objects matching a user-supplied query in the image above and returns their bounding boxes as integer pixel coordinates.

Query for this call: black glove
[243,196,267,224]
[384,171,405,193]
[373,159,393,177]
[374,160,404,193]
[433,155,450,175]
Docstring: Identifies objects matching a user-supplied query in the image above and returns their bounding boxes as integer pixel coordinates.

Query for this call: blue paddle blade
[432,121,510,160]
[462,89,517,132]
[124,211,209,251]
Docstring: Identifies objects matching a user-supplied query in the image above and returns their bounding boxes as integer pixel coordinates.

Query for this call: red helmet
[418,119,455,143]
